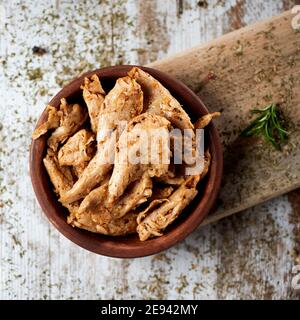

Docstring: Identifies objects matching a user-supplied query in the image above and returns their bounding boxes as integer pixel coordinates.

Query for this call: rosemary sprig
[240,103,288,149]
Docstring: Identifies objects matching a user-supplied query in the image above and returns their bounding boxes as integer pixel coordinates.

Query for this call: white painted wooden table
[0,0,300,299]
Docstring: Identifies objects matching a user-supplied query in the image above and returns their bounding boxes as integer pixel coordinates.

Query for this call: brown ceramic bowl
[30,65,223,258]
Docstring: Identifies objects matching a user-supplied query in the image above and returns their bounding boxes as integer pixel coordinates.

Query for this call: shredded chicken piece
[32,105,61,139]
[70,210,138,236]
[136,199,167,225]
[108,113,171,204]
[136,182,197,241]
[194,112,220,129]
[155,148,185,185]
[81,74,105,133]
[79,173,152,221]
[60,77,143,204]
[182,112,220,175]
[58,129,95,176]
[128,67,193,130]
[70,174,152,234]
[60,137,114,203]
[128,67,196,168]
[113,174,152,213]
[77,181,109,218]
[136,150,211,241]
[43,153,74,196]
[155,171,185,185]
[47,98,87,151]
[96,76,144,143]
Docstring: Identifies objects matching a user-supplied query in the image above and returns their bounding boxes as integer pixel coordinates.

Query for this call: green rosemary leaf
[240,103,288,150]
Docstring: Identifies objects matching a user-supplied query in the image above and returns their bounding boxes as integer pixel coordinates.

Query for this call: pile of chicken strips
[33,67,219,241]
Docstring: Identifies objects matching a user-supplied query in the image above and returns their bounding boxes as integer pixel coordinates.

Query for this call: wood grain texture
[149,10,300,225]
[0,0,299,300]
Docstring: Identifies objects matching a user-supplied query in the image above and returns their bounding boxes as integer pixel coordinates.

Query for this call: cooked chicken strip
[60,77,143,204]
[47,98,87,151]
[81,74,105,133]
[136,180,197,241]
[194,112,220,129]
[128,67,193,130]
[58,129,95,175]
[78,179,108,212]
[70,210,138,236]
[72,174,152,233]
[96,76,143,143]
[137,187,197,241]
[155,171,185,185]
[170,112,219,175]
[113,174,152,215]
[128,67,196,168]
[69,173,152,236]
[43,153,74,196]
[59,141,113,203]
[156,130,212,185]
[32,105,61,140]
[79,173,152,220]
[136,150,211,241]
[136,199,167,225]
[108,113,171,204]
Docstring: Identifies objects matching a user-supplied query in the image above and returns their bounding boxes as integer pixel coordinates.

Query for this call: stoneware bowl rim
[30,64,223,258]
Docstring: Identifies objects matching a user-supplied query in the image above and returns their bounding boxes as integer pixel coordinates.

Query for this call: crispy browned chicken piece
[32,105,61,140]
[108,113,171,204]
[128,67,193,130]
[81,74,105,133]
[60,77,143,204]
[43,153,74,196]
[58,129,95,176]
[79,173,152,221]
[136,151,211,241]
[47,98,87,151]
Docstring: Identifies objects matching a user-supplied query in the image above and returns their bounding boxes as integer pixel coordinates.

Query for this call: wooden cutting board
[148,10,300,225]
